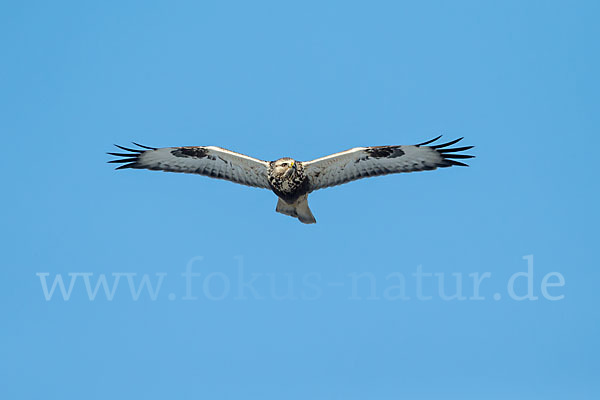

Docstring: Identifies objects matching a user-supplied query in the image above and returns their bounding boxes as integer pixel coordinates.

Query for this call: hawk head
[270,158,297,179]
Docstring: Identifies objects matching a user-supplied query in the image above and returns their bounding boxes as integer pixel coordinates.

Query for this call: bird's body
[267,157,310,203]
[108,136,474,224]
[267,159,314,223]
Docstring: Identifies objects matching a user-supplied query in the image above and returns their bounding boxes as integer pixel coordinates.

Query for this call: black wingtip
[132,142,157,150]
[416,136,475,167]
[107,152,138,157]
[108,143,149,169]
[438,145,474,154]
[417,135,443,146]
[108,158,139,164]
[442,154,475,159]
[115,162,137,170]
[432,137,464,149]
[114,144,143,153]
[446,160,470,167]
[416,136,476,167]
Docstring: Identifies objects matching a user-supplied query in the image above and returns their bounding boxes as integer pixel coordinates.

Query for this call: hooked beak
[284,162,295,177]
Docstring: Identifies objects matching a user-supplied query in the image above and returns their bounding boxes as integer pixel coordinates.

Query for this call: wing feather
[303,136,474,192]
[108,143,271,189]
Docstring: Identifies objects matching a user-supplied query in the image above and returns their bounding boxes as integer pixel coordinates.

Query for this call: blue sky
[1,1,599,399]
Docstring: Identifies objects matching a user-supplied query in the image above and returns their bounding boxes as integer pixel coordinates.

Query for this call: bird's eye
[281,163,287,167]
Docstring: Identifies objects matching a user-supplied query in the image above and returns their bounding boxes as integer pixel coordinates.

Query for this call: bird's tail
[276,195,316,224]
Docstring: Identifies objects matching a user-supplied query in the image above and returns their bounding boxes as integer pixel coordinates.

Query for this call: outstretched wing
[303,136,474,192]
[108,143,271,189]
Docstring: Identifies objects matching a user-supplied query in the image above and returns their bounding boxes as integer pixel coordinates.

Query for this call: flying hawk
[108,136,474,224]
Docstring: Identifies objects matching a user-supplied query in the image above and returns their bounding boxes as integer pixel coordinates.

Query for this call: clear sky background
[1,1,599,399]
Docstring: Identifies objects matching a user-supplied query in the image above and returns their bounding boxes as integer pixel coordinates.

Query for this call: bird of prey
[108,136,474,224]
